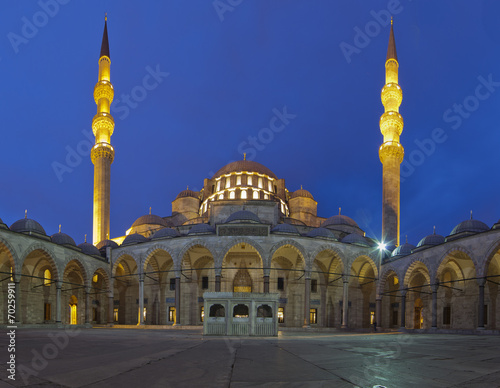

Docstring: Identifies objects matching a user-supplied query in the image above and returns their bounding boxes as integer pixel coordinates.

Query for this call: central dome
[212,160,277,179]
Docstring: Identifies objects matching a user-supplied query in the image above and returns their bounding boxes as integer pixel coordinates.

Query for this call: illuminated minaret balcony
[379,19,404,247]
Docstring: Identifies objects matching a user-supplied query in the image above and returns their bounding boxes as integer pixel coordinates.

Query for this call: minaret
[91,15,115,245]
[379,18,404,247]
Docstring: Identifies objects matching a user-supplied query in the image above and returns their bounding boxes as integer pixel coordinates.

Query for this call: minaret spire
[91,14,115,245]
[379,19,404,247]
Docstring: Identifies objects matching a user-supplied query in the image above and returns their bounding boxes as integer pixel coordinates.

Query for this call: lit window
[44,269,51,286]
[113,308,119,322]
[258,177,263,188]
[10,267,13,281]
[225,178,230,189]
[236,176,241,185]
[264,194,269,200]
[169,307,176,322]
[200,306,204,322]
[217,181,221,191]
[218,193,224,200]
[370,311,375,325]
[44,303,51,321]
[278,307,284,323]
[310,308,317,324]
[253,190,259,199]
[229,191,235,199]
[93,274,98,283]
[247,175,253,185]
[268,181,272,191]
[241,190,247,199]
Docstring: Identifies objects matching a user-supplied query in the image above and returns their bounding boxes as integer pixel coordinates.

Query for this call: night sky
[1,0,500,247]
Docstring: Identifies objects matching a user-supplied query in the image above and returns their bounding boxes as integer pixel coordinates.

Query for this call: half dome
[212,160,277,179]
[306,227,336,240]
[225,210,261,224]
[188,223,215,235]
[10,218,46,236]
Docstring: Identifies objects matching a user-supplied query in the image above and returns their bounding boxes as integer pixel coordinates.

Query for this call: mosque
[1,18,499,333]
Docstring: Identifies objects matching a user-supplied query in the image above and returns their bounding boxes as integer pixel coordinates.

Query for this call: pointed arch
[63,259,89,288]
[480,237,500,278]
[269,239,307,264]
[436,246,477,281]
[220,238,266,267]
[21,243,60,282]
[403,260,431,288]
[144,245,175,273]
[178,240,216,268]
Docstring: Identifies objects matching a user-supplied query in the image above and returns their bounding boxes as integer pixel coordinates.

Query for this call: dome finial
[301,185,303,190]
[391,16,393,26]
[339,207,341,216]
[106,233,109,239]
[470,210,473,220]
[59,224,61,233]
[405,235,408,244]
[149,207,151,215]
[433,225,436,235]
[243,153,246,161]
[187,185,189,190]
[105,12,107,22]
[84,234,87,243]
[25,209,27,219]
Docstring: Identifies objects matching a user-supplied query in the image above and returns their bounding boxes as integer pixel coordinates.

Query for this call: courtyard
[1,328,499,387]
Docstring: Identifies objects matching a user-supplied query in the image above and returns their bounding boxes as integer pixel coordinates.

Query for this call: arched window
[218,193,224,200]
[253,190,259,199]
[217,181,221,191]
[247,175,252,185]
[233,304,249,317]
[241,190,247,199]
[268,181,273,191]
[258,177,263,188]
[236,175,241,185]
[264,194,269,200]
[257,304,273,318]
[44,269,51,286]
[209,304,225,317]
[225,177,231,189]
[229,191,235,199]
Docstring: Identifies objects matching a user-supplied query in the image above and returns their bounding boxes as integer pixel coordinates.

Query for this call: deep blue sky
[1,0,500,246]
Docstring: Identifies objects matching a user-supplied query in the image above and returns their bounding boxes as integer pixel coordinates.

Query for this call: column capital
[477,277,486,287]
[431,283,439,293]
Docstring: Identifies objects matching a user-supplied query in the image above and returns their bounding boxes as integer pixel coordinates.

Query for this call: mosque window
[113,308,119,322]
[277,277,284,291]
[225,177,231,189]
[264,194,269,200]
[253,190,259,199]
[241,190,247,199]
[274,185,277,193]
[236,175,241,185]
[443,306,451,325]
[278,307,284,323]
[310,308,317,324]
[257,304,273,318]
[218,193,224,200]
[44,269,51,286]
[200,306,204,322]
[258,177,263,188]
[209,304,225,317]
[247,175,252,185]
[268,181,272,191]
[233,304,249,318]
[170,278,176,291]
[202,276,209,289]
[217,181,221,191]
[93,274,98,283]
[229,191,235,199]
[169,307,176,322]
[212,185,215,193]
[311,279,318,293]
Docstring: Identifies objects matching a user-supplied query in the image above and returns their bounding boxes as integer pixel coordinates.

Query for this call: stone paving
[0,328,499,387]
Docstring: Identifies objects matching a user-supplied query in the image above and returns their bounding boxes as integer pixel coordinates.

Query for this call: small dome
[271,223,300,235]
[10,218,46,235]
[391,242,416,257]
[417,233,445,247]
[0,217,7,229]
[78,242,101,256]
[122,233,148,246]
[321,215,359,228]
[341,233,370,247]
[188,223,215,235]
[51,232,76,247]
[132,214,169,228]
[175,189,199,200]
[306,227,336,239]
[290,189,314,200]
[96,239,119,250]
[212,160,277,179]
[225,210,261,224]
[151,228,180,240]
[450,219,489,236]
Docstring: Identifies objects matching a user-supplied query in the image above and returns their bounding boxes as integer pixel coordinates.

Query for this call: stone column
[400,290,407,329]
[138,274,144,325]
[431,284,438,329]
[264,275,270,293]
[85,287,91,324]
[56,281,62,324]
[478,278,486,329]
[215,275,221,292]
[341,275,349,328]
[175,277,181,325]
[108,294,114,324]
[376,297,382,329]
[303,277,311,327]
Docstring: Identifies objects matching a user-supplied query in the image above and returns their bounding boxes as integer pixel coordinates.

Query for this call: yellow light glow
[44,269,51,286]
[93,274,98,283]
